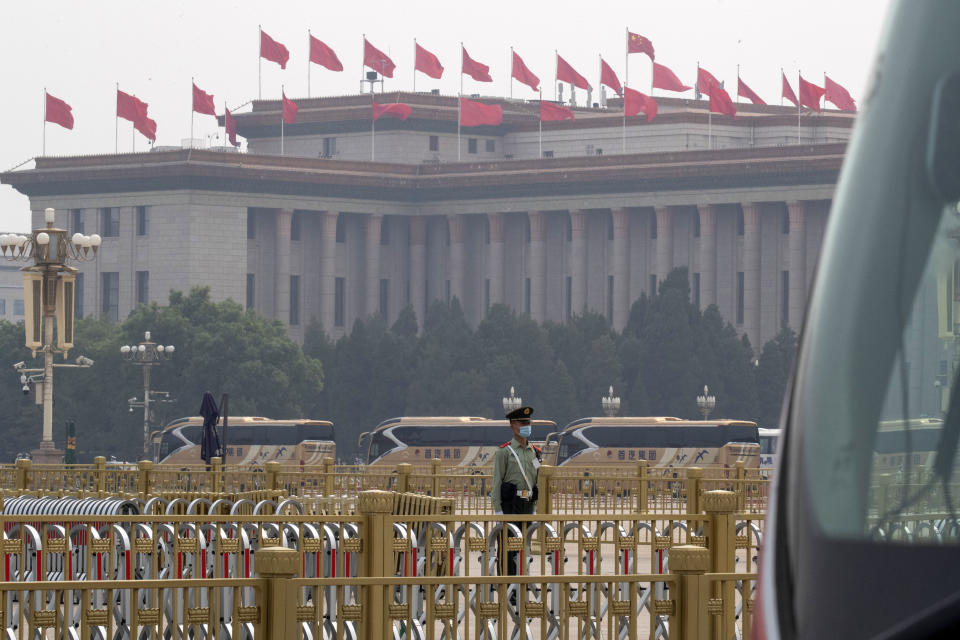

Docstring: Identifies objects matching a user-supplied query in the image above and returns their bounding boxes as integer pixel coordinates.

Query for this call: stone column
[528,211,547,322]
[409,216,426,327]
[365,214,382,317]
[697,205,717,309]
[787,201,807,332]
[611,208,630,330]
[448,214,466,307]
[742,203,762,345]
[655,206,673,286]
[487,213,505,307]
[274,209,292,323]
[570,210,588,316]
[318,212,337,331]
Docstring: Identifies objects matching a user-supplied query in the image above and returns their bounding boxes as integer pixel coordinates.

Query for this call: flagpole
[42,87,46,157]
[190,77,195,149]
[708,111,712,150]
[538,89,543,158]
[509,47,513,99]
[460,42,464,98]
[780,67,784,106]
[554,50,558,101]
[307,29,311,98]
[736,64,740,104]
[457,92,462,161]
[797,70,801,143]
[413,38,417,93]
[281,86,285,156]
[361,34,365,93]
[624,27,629,95]
[115,82,119,154]
[258,26,262,101]
[622,83,626,154]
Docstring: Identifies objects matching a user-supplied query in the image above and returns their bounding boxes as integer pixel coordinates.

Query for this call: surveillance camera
[22,384,30,395]
[12,361,24,370]
[20,374,26,384]
[129,406,134,413]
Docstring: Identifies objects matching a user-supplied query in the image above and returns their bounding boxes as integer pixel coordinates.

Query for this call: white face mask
[517,425,532,438]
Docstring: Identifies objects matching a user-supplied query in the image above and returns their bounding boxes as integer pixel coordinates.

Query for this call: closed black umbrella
[199,391,222,464]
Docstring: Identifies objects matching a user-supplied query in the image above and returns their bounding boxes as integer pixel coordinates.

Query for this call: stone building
[0,92,851,349]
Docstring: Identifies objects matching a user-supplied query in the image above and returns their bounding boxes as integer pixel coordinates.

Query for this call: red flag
[824,75,856,111]
[372,100,412,121]
[709,86,737,117]
[134,116,157,142]
[782,72,798,107]
[364,38,396,78]
[282,92,298,124]
[540,101,575,122]
[798,75,825,112]
[511,51,540,92]
[260,30,290,69]
[415,43,444,79]
[45,92,74,130]
[192,83,216,117]
[697,67,721,97]
[600,58,621,95]
[225,107,239,147]
[627,31,655,60]
[652,62,691,93]
[556,54,590,90]
[309,35,343,71]
[117,90,148,124]
[737,76,766,105]
[462,46,492,82]
[624,87,657,121]
[459,97,503,126]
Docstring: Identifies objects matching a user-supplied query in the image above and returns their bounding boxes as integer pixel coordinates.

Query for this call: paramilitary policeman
[492,405,542,576]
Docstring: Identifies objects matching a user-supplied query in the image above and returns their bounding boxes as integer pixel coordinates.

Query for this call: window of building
[336,215,346,243]
[101,272,119,322]
[737,210,745,236]
[14,299,24,316]
[0,299,5,316]
[247,211,256,239]
[291,212,301,241]
[484,279,491,314]
[290,275,300,325]
[566,276,572,320]
[75,273,83,318]
[567,218,572,242]
[607,275,614,322]
[608,214,615,241]
[543,150,554,158]
[782,209,791,234]
[525,218,531,243]
[379,279,389,318]
[736,271,745,325]
[71,209,84,234]
[693,213,701,237]
[650,215,658,239]
[335,277,345,327]
[322,137,337,157]
[445,280,451,303]
[693,273,701,308]
[380,218,390,245]
[484,218,490,245]
[485,139,496,152]
[136,206,148,236]
[100,208,119,237]
[136,271,149,306]
[429,136,439,152]
[468,138,478,154]
[524,278,531,314]
[246,274,255,310]
[650,274,658,295]
[782,271,790,328]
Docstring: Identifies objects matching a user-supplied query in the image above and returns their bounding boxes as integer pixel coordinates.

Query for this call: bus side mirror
[927,72,960,201]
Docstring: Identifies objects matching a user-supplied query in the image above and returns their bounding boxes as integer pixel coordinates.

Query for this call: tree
[757,327,798,427]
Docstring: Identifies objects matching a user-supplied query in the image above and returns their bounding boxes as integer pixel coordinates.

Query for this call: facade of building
[1,93,851,349]
[0,261,25,323]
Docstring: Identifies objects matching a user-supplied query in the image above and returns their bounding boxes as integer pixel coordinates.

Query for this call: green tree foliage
[757,327,798,427]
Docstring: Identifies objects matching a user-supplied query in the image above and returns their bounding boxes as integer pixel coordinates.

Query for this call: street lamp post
[502,386,522,415]
[696,385,717,420]
[1,208,101,463]
[601,385,621,416]
[121,331,175,461]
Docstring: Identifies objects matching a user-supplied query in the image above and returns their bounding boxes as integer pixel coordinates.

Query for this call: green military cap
[506,406,534,421]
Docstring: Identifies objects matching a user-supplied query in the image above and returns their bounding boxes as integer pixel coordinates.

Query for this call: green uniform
[491,437,541,513]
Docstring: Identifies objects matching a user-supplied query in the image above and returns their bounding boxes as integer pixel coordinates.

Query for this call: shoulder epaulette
[500,441,511,448]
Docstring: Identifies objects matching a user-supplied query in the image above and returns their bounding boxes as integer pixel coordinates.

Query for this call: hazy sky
[0,0,892,231]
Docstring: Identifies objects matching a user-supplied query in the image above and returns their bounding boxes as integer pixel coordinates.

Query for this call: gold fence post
[257,543,300,637]
[210,457,222,494]
[636,460,648,513]
[670,545,710,640]
[702,490,737,639]
[265,461,281,492]
[431,458,441,496]
[137,460,153,499]
[359,490,395,640]
[537,464,554,515]
[15,458,31,491]
[94,456,106,495]
[735,461,746,511]
[323,456,335,496]
[686,467,702,516]
[397,463,412,493]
